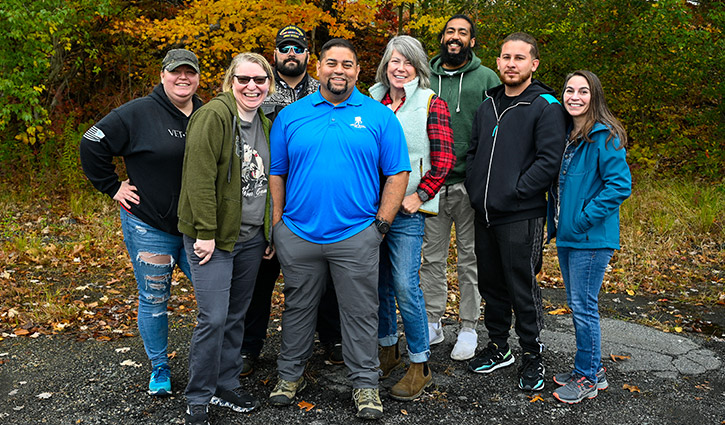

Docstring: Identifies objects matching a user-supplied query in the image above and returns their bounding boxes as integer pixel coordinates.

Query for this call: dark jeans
[474,215,545,354]
[241,250,341,358]
[183,232,265,405]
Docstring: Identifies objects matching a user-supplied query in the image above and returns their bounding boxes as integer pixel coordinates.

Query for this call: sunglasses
[233,75,269,85]
[278,45,306,55]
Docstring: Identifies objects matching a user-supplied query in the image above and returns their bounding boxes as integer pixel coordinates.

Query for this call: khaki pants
[420,182,481,329]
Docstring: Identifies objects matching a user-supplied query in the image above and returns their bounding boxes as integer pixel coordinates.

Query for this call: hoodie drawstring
[227,115,237,183]
[456,73,464,113]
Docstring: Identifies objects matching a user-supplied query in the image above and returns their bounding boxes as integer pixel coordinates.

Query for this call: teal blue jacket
[547,122,632,250]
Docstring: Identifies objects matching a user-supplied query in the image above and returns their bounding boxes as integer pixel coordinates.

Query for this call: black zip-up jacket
[465,80,566,226]
[80,84,204,235]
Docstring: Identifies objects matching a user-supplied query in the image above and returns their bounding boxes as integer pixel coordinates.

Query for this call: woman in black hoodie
[80,49,203,397]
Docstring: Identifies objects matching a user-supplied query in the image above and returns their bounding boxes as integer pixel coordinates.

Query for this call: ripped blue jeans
[120,208,191,367]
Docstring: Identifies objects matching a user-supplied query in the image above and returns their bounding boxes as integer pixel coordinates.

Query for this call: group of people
[80,14,631,425]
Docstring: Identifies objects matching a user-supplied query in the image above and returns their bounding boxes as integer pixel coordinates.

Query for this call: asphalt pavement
[1,287,723,425]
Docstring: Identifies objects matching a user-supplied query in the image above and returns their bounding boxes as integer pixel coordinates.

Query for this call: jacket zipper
[482,99,531,227]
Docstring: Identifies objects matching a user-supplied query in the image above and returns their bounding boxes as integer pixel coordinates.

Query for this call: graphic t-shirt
[237,113,269,242]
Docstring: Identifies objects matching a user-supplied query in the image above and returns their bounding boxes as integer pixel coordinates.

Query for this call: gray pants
[275,221,382,388]
[183,232,265,405]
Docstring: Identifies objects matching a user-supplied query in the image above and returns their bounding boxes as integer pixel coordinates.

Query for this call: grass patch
[0,175,723,339]
[542,176,725,305]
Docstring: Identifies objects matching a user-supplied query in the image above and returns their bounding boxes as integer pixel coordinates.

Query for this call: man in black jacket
[464,32,566,392]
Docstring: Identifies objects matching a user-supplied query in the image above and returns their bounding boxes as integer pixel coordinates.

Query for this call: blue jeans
[120,208,191,368]
[378,211,430,363]
[557,246,613,383]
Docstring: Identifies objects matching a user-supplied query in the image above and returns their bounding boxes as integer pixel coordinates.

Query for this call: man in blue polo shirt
[268,38,410,420]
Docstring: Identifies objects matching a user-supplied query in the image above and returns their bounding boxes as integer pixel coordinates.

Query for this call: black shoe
[325,343,344,365]
[240,353,256,377]
[210,387,260,413]
[185,404,210,425]
[518,352,545,391]
[468,342,515,374]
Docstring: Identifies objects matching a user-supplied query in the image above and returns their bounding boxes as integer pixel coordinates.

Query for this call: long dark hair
[563,70,627,149]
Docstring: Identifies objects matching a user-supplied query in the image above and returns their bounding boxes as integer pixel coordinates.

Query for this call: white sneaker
[450,327,477,361]
[428,321,444,345]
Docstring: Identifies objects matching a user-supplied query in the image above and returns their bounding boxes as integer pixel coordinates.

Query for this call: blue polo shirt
[271,87,410,244]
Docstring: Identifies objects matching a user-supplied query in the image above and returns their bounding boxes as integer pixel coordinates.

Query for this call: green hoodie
[177,91,272,252]
[429,53,500,184]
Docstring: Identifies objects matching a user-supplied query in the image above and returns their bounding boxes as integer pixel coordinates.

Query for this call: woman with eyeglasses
[547,70,631,404]
[368,35,455,401]
[177,53,275,424]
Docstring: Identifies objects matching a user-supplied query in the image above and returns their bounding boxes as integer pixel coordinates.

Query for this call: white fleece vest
[369,77,440,214]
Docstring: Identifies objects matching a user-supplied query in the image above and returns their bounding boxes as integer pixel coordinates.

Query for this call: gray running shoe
[553,375,598,404]
[553,367,608,390]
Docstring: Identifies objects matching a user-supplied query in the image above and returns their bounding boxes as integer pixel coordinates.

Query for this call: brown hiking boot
[390,362,432,401]
[378,343,403,379]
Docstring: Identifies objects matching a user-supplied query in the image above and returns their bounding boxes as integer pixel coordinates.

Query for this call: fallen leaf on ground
[115,347,130,353]
[36,392,53,399]
[626,289,635,296]
[168,351,177,359]
[610,354,631,362]
[13,406,24,411]
[120,359,142,367]
[674,326,683,333]
[529,394,544,403]
[14,329,29,336]
[401,409,408,415]
[623,383,641,393]
[297,400,315,411]
[548,307,571,315]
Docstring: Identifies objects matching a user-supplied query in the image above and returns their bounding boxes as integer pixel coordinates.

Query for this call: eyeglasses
[233,75,269,85]
[277,45,306,55]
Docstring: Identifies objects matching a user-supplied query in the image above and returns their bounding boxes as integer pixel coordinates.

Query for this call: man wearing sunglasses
[240,25,343,378]
[261,25,321,121]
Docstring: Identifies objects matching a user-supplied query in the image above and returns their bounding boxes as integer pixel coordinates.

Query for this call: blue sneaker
[148,363,171,395]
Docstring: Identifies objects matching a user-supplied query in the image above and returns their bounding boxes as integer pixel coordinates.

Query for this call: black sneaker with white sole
[185,404,210,425]
[468,342,515,374]
[210,387,260,413]
[518,352,545,391]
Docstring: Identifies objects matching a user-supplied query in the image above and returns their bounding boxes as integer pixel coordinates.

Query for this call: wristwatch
[373,217,391,234]
[416,189,430,202]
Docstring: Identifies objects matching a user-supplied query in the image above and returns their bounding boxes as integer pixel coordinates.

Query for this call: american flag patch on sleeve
[83,126,105,142]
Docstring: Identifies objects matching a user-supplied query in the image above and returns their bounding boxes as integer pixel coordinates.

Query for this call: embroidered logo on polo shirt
[350,116,366,129]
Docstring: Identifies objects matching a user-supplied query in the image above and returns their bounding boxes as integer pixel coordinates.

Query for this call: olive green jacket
[177,91,272,252]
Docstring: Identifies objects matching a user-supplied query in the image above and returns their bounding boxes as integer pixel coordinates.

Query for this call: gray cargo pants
[274,221,382,388]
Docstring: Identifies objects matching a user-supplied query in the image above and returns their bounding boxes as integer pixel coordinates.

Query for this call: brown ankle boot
[378,343,403,379]
[390,362,432,401]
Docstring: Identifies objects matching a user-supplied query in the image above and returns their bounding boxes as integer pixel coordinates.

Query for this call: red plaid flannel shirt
[381,92,455,199]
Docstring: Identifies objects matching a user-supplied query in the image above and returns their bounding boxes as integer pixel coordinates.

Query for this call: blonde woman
[178,53,275,424]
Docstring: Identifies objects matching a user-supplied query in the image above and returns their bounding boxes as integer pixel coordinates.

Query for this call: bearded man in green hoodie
[421,14,500,362]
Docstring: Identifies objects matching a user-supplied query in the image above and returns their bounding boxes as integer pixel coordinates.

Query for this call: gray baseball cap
[161,49,200,73]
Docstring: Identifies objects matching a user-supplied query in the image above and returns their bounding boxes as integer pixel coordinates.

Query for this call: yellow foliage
[116,0,384,90]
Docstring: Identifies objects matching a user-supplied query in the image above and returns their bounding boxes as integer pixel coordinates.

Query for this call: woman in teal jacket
[547,70,631,404]
[178,53,274,425]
